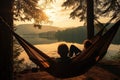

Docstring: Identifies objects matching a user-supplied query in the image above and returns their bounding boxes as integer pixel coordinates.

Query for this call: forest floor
[14,60,120,80]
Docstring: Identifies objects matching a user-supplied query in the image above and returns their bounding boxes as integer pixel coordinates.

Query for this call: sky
[15,0,110,28]
[15,0,84,28]
[43,0,111,28]
[43,0,84,28]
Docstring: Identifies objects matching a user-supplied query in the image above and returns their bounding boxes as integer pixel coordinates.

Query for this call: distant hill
[15,24,63,35]
[55,26,120,44]
[15,24,120,44]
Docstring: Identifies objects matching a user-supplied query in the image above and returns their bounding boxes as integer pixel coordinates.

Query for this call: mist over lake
[19,42,120,65]
[16,24,120,65]
[15,24,120,44]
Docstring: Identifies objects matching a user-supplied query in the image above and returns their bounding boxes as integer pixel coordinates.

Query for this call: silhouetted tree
[13,0,51,24]
[62,0,120,39]
[0,0,14,80]
[86,0,94,39]
[0,0,52,80]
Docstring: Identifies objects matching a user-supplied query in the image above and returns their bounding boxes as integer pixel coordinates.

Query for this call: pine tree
[62,0,120,38]
[0,0,53,79]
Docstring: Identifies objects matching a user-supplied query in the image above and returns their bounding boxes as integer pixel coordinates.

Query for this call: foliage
[111,49,120,62]
[55,25,120,44]
[12,0,54,72]
[55,27,87,43]
[13,38,25,72]
[13,38,37,72]
[13,0,53,24]
[62,0,120,24]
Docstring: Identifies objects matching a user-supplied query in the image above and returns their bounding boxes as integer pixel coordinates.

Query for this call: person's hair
[83,39,92,49]
[58,44,69,58]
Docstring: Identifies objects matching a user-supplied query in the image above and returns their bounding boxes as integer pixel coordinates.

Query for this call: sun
[44,9,56,21]
[37,0,83,28]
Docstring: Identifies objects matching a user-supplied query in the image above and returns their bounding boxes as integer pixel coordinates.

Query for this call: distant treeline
[55,26,120,44]
[55,27,87,43]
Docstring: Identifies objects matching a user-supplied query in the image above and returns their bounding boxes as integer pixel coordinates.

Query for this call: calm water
[16,27,120,70]
[19,41,120,64]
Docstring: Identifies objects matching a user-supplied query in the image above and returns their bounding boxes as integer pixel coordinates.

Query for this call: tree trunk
[86,0,94,39]
[0,0,13,80]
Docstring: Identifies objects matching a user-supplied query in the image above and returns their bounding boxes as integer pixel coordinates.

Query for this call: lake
[19,41,120,65]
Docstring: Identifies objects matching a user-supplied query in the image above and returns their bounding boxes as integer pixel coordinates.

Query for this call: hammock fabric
[12,20,120,78]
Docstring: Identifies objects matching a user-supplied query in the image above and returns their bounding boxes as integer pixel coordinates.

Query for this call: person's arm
[69,45,82,57]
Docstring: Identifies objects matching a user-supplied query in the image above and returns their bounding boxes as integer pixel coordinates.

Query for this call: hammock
[12,20,120,78]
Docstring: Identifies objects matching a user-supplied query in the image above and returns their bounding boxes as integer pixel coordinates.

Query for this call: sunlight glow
[44,9,56,21]
[15,0,111,28]
[41,0,83,28]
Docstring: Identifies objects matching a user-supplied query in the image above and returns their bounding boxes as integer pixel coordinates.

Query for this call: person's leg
[69,45,82,57]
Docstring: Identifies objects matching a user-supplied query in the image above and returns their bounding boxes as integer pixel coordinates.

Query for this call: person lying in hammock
[56,44,71,63]
[83,39,92,51]
[69,39,92,57]
[56,40,92,62]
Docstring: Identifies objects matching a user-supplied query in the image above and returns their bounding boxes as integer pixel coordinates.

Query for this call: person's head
[58,44,69,58]
[83,39,92,49]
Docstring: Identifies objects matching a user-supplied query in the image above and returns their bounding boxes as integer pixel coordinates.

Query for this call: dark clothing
[56,57,71,64]
[69,45,82,57]
[57,44,72,64]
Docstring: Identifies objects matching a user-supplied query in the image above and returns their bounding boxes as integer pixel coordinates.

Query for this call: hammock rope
[13,19,119,78]
[0,16,119,78]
